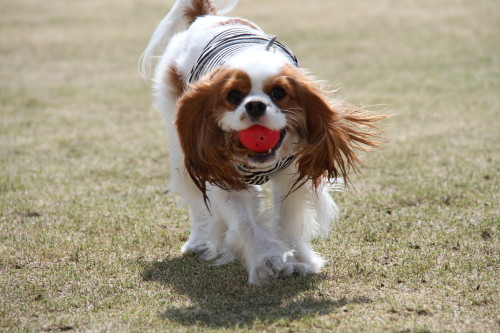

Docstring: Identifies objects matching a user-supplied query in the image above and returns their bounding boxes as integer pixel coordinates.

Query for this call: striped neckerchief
[188,27,299,83]
[236,155,296,185]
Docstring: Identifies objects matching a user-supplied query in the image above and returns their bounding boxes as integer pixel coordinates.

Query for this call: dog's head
[173,48,384,197]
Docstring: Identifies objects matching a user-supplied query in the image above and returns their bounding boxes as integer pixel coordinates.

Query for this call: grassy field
[1,0,499,331]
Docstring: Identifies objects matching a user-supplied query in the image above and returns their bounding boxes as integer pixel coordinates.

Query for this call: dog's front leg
[214,187,296,285]
[271,168,338,274]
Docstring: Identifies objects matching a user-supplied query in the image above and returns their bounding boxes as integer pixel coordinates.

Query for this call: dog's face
[174,48,383,196]
[216,50,299,168]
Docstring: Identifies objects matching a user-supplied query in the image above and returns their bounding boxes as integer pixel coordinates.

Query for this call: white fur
[218,48,289,133]
[140,0,339,285]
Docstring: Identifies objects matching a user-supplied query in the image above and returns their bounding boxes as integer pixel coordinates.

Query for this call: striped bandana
[188,27,299,83]
[236,155,296,185]
[189,27,299,185]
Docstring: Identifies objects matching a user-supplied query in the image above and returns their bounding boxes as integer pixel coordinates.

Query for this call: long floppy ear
[174,79,246,203]
[287,69,386,191]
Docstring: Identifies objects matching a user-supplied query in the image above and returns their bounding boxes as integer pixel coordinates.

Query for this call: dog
[139,0,384,284]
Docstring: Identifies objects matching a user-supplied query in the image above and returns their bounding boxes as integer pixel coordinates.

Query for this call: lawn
[1,0,498,332]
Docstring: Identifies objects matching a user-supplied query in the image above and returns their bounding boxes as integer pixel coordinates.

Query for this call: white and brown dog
[140,0,384,284]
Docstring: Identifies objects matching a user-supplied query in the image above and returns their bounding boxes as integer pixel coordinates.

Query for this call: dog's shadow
[141,255,372,328]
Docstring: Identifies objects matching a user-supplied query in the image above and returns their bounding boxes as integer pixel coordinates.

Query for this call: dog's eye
[226,90,243,106]
[270,87,286,101]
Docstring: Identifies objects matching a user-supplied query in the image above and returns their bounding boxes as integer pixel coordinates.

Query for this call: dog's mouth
[246,129,286,164]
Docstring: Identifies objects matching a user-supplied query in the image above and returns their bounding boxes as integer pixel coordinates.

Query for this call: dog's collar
[236,155,295,185]
[189,27,299,83]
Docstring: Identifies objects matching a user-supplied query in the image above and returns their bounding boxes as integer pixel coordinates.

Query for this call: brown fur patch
[175,68,255,203]
[184,0,217,26]
[217,18,259,30]
[167,65,186,99]
[264,66,387,191]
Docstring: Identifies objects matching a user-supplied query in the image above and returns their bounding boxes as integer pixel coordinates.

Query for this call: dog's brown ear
[286,69,386,191]
[175,79,246,203]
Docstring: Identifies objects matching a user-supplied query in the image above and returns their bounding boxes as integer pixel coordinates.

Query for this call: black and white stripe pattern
[237,155,296,185]
[189,27,299,83]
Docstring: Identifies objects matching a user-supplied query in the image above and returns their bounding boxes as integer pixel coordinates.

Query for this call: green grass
[1,0,499,331]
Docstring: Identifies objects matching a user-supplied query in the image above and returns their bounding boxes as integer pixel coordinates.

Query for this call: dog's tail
[139,0,240,81]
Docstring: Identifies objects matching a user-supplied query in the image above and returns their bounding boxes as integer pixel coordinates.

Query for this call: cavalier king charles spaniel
[140,0,385,284]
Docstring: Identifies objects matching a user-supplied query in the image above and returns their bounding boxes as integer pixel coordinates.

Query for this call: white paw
[305,253,326,273]
[293,245,326,273]
[281,261,316,277]
[248,251,316,285]
[249,253,285,285]
[180,241,208,255]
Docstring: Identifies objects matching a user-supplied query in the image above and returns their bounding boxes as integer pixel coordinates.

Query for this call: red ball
[239,125,280,152]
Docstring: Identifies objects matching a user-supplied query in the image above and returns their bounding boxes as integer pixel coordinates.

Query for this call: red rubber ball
[239,125,280,152]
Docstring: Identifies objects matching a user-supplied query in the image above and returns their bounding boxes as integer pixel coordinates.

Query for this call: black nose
[245,101,266,120]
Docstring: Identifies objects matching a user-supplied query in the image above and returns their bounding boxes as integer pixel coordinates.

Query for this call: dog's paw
[280,261,316,277]
[180,241,209,256]
[248,251,316,284]
[294,250,326,273]
[249,253,285,285]
[306,253,326,273]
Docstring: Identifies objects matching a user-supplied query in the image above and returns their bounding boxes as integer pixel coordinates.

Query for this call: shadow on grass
[141,256,372,328]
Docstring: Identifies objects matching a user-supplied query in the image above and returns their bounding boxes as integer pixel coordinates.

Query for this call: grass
[1,0,498,331]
